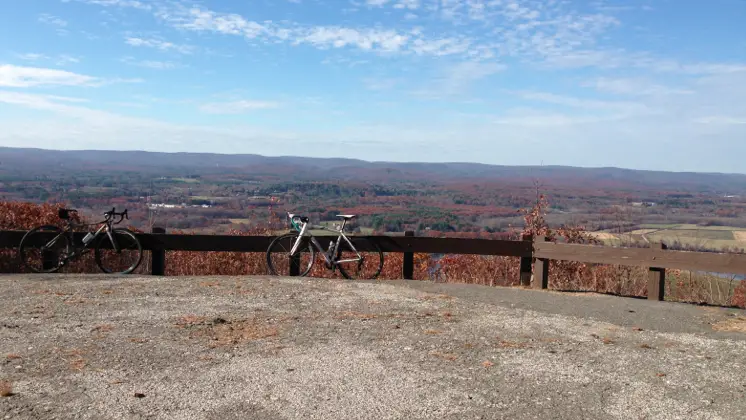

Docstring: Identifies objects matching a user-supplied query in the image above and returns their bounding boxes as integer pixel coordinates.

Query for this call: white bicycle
[265,212,384,279]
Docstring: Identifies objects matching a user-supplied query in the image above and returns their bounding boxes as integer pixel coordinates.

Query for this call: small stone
[134,392,146,398]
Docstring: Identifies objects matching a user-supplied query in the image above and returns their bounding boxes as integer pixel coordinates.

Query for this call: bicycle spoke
[18,226,68,273]
[266,233,314,276]
[336,238,384,280]
[95,229,143,274]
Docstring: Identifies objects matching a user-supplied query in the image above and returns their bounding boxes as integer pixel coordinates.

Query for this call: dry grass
[0,380,12,397]
[734,231,746,242]
[711,317,746,333]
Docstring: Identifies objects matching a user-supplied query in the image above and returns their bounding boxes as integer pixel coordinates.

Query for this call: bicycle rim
[266,233,315,276]
[18,225,68,274]
[336,238,384,280]
[94,228,143,274]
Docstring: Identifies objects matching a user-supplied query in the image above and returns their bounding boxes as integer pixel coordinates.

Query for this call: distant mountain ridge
[1,146,744,193]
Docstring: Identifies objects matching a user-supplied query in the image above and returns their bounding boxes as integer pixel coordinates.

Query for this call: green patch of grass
[658,229,734,241]
[229,218,252,224]
[172,177,200,183]
[638,224,681,229]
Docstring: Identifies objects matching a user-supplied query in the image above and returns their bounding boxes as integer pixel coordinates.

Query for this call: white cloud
[17,53,50,62]
[516,91,650,115]
[38,13,68,27]
[588,78,694,96]
[694,116,746,125]
[199,100,281,114]
[0,65,97,88]
[363,77,401,91]
[159,6,475,57]
[14,54,80,66]
[411,60,505,98]
[125,37,194,54]
[56,55,81,66]
[64,0,151,10]
[394,0,420,10]
[120,57,180,70]
[298,27,410,52]
[0,64,140,88]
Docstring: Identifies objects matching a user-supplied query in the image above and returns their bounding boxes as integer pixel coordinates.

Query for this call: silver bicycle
[265,212,384,279]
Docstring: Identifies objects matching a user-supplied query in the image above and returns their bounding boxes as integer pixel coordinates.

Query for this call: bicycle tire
[94,228,143,274]
[18,225,68,274]
[266,232,315,277]
[336,237,384,280]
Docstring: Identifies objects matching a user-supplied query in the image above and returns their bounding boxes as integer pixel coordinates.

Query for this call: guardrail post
[402,231,415,280]
[289,253,300,276]
[533,237,550,289]
[151,227,166,276]
[647,242,667,301]
[519,234,533,286]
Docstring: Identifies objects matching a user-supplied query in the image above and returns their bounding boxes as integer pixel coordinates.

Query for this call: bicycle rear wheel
[94,228,143,274]
[336,237,384,280]
[266,233,315,276]
[18,225,68,273]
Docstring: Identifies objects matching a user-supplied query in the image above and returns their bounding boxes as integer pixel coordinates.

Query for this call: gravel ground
[1,274,745,420]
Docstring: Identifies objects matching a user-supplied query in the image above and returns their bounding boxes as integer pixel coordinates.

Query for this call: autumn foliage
[0,200,743,308]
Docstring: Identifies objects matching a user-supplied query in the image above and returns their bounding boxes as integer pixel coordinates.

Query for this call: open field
[2,275,746,419]
[592,224,746,251]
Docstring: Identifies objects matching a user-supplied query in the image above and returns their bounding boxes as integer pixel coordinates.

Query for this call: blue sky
[0,0,744,173]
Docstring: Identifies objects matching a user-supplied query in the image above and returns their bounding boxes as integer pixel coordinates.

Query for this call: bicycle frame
[52,219,121,260]
[289,216,362,267]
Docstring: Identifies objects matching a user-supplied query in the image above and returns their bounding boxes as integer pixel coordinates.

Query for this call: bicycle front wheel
[336,237,384,280]
[18,225,68,273]
[94,228,143,274]
[266,233,315,277]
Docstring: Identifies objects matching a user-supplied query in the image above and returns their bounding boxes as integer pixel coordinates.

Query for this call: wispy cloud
[56,55,81,66]
[0,65,97,88]
[125,37,195,54]
[62,0,151,10]
[411,60,505,98]
[38,13,68,27]
[516,91,649,115]
[587,77,694,96]
[159,6,475,57]
[16,53,50,62]
[120,57,180,70]
[14,54,80,66]
[0,64,139,88]
[199,100,281,114]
